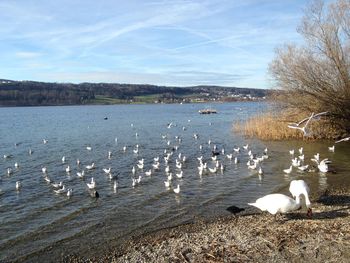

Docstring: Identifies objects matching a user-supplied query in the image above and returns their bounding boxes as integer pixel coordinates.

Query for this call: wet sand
[63,187,350,263]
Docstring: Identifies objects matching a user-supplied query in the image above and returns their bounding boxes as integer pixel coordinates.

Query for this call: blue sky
[0,0,310,89]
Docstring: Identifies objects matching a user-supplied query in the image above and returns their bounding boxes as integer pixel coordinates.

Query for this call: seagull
[289,149,295,155]
[65,165,71,173]
[87,177,96,189]
[51,181,63,188]
[318,158,331,172]
[248,193,302,217]
[243,144,249,150]
[16,181,21,191]
[335,136,350,143]
[298,147,303,154]
[226,154,233,160]
[132,166,136,174]
[103,167,111,174]
[41,166,47,174]
[173,184,180,194]
[77,170,85,178]
[44,176,51,183]
[67,188,73,197]
[62,156,66,163]
[176,170,183,179]
[7,168,13,175]
[54,185,66,194]
[76,159,81,166]
[208,167,217,173]
[85,163,95,170]
[123,146,127,152]
[283,165,292,174]
[258,167,263,175]
[289,180,312,217]
[164,180,171,188]
[233,147,240,153]
[328,145,335,152]
[43,139,48,144]
[152,162,160,170]
[113,180,118,192]
[288,112,328,136]
[86,146,92,151]
[297,164,309,171]
[108,151,112,159]
[234,157,238,164]
[145,169,152,176]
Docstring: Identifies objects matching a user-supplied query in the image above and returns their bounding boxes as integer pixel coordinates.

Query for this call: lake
[0,102,349,262]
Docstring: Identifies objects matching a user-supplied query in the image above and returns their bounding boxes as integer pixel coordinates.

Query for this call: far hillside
[0,79,268,106]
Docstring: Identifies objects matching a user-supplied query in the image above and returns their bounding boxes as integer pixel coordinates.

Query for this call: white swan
[289,180,312,217]
[248,193,301,216]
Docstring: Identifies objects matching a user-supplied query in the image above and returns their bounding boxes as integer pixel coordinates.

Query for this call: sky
[0,0,312,89]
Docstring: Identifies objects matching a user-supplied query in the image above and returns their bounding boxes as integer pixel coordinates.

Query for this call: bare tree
[269,0,350,132]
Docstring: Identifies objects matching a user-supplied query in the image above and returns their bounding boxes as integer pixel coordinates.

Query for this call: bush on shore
[240,0,350,140]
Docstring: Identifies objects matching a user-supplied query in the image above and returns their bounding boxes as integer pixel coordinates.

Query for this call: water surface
[0,102,349,261]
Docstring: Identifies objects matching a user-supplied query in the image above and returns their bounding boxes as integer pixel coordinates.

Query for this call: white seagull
[87,177,96,189]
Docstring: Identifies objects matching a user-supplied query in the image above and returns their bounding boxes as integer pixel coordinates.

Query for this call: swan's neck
[294,195,302,209]
[302,190,311,208]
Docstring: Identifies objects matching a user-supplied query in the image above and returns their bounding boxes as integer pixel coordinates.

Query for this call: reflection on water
[319,173,328,191]
[0,102,349,262]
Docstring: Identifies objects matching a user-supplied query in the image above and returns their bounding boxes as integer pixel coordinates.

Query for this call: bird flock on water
[1,112,349,221]
[249,112,350,219]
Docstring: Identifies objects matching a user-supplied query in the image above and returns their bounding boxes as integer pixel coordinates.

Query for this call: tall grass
[234,110,342,141]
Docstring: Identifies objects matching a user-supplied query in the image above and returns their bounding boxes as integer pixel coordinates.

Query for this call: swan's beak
[307,208,313,218]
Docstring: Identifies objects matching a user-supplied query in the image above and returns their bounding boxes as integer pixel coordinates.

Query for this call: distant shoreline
[0,79,268,107]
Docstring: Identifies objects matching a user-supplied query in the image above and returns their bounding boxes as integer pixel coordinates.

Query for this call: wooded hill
[0,79,268,106]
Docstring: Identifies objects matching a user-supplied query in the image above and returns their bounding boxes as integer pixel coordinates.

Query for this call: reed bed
[234,110,341,141]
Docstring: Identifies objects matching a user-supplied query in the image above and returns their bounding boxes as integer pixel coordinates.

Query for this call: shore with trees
[239,0,350,140]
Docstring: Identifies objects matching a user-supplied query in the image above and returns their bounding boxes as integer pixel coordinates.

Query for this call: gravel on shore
[65,188,350,263]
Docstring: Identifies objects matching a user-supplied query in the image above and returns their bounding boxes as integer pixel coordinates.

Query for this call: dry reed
[234,110,341,141]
